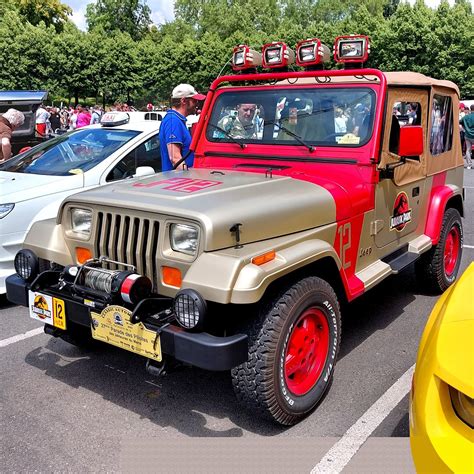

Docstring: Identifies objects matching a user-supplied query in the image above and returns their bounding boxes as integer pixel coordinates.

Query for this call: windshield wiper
[267,120,315,152]
[207,122,246,149]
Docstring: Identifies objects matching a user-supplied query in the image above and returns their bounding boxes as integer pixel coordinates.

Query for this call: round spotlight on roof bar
[334,35,370,66]
[296,38,331,69]
[232,45,262,72]
[262,42,295,69]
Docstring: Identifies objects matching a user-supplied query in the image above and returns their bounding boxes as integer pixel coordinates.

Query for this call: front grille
[95,212,160,290]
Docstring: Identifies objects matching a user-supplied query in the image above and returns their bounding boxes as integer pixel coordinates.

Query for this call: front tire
[231,276,341,425]
[415,208,463,293]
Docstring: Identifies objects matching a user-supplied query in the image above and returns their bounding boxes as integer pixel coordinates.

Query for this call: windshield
[0,128,140,176]
[206,87,376,147]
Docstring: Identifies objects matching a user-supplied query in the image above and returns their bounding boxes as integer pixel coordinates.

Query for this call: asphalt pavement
[1,169,472,472]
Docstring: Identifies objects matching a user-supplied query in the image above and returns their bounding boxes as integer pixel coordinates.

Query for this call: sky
[65,0,460,32]
[67,0,175,31]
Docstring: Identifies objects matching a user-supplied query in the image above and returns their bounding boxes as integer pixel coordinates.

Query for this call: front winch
[69,257,152,304]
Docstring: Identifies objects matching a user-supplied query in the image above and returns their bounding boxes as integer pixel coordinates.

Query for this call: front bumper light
[0,203,14,219]
[173,289,207,330]
[449,385,474,429]
[14,249,39,282]
[71,208,92,237]
[170,223,199,255]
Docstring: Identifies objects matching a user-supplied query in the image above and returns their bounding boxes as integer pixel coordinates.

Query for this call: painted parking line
[311,364,415,474]
[0,327,44,348]
[464,244,474,249]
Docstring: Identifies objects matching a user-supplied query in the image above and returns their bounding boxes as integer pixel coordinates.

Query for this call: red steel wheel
[284,308,329,396]
[444,226,460,277]
[232,276,341,425]
[415,208,463,293]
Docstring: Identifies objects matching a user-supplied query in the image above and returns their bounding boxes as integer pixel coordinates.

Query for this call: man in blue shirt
[159,84,206,171]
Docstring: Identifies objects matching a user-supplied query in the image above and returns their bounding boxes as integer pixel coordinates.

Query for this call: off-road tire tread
[231,276,341,425]
[415,208,462,293]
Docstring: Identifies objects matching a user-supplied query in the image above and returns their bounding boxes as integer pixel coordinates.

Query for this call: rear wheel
[231,276,341,425]
[415,208,463,293]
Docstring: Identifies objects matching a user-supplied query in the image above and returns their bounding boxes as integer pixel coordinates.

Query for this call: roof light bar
[334,35,370,65]
[232,45,262,72]
[262,42,295,69]
[296,38,330,69]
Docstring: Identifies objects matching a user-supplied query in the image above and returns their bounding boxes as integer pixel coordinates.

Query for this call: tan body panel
[183,224,339,304]
[24,218,71,266]
[64,168,336,251]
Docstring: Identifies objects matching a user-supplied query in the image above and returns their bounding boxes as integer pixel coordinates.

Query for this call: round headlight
[14,249,39,282]
[173,289,207,330]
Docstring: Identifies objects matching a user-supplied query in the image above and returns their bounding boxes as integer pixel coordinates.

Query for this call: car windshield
[0,128,140,176]
[206,87,376,147]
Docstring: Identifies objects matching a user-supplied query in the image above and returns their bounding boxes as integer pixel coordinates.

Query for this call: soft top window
[206,87,376,148]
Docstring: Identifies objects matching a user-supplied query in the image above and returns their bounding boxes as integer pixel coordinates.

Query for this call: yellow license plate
[28,291,67,330]
[90,305,162,362]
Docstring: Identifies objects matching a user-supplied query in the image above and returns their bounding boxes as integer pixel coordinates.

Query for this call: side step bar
[384,250,420,273]
[356,235,433,289]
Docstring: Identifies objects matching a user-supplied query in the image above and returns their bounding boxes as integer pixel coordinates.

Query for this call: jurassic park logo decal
[31,294,51,319]
[28,292,67,329]
[390,192,412,232]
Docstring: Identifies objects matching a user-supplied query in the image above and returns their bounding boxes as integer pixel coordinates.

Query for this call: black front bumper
[6,274,248,371]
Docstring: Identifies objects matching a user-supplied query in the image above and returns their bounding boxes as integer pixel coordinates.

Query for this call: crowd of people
[34,103,107,135]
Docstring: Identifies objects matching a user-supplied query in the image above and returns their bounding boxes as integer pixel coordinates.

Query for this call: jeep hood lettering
[66,169,336,250]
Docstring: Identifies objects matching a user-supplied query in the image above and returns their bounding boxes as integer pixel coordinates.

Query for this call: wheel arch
[425,187,464,246]
[249,255,348,309]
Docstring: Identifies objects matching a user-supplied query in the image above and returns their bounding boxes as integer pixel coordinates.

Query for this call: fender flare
[24,218,71,266]
[425,185,463,245]
[183,239,341,304]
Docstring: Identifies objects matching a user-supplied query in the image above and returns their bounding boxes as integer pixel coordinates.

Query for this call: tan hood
[65,169,336,250]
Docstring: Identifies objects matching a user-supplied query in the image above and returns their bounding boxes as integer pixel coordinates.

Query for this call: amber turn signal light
[252,250,276,266]
[75,247,92,264]
[162,266,182,288]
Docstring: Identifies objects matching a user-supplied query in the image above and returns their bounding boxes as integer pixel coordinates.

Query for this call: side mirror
[134,166,156,177]
[398,125,423,159]
[380,125,424,180]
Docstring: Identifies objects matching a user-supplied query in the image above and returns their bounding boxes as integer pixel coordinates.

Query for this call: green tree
[377,1,436,75]
[17,0,72,32]
[86,0,152,41]
[0,11,56,90]
[51,24,100,104]
[430,0,474,96]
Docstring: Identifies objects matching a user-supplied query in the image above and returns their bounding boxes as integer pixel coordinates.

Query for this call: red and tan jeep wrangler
[8,36,464,425]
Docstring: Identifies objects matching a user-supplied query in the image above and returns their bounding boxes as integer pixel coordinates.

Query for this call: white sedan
[0,112,163,294]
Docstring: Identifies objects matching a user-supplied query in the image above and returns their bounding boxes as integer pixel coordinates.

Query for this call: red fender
[424,182,454,246]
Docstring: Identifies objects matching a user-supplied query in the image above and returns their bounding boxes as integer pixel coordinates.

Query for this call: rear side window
[430,94,453,155]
